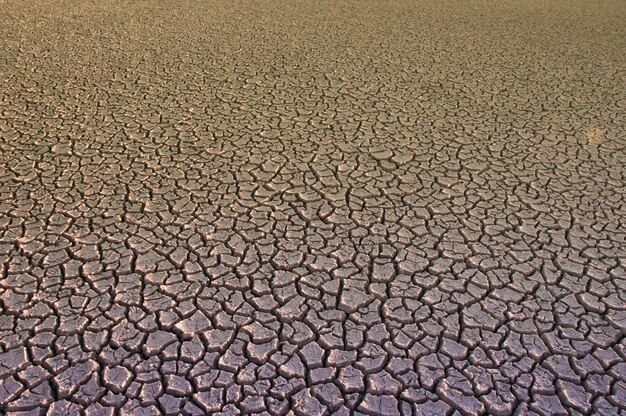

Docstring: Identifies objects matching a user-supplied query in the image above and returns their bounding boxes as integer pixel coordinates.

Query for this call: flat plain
[0,0,625,415]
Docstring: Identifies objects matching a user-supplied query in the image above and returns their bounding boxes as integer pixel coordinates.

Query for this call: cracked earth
[1,0,625,415]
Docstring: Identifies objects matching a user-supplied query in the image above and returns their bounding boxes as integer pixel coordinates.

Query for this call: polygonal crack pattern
[1,1,625,415]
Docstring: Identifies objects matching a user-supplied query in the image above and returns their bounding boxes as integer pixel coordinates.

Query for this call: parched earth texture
[1,0,625,415]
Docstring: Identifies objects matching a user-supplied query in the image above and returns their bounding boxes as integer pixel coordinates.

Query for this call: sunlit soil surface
[0,0,625,415]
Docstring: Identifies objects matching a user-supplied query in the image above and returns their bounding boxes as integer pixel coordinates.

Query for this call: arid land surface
[0,0,625,415]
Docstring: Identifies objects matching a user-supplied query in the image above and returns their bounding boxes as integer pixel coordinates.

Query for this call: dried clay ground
[0,0,625,415]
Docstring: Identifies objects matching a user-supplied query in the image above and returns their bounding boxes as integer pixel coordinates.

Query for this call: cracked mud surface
[1,0,625,415]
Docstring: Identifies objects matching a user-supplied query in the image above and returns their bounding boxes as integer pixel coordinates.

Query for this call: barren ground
[1,1,625,415]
